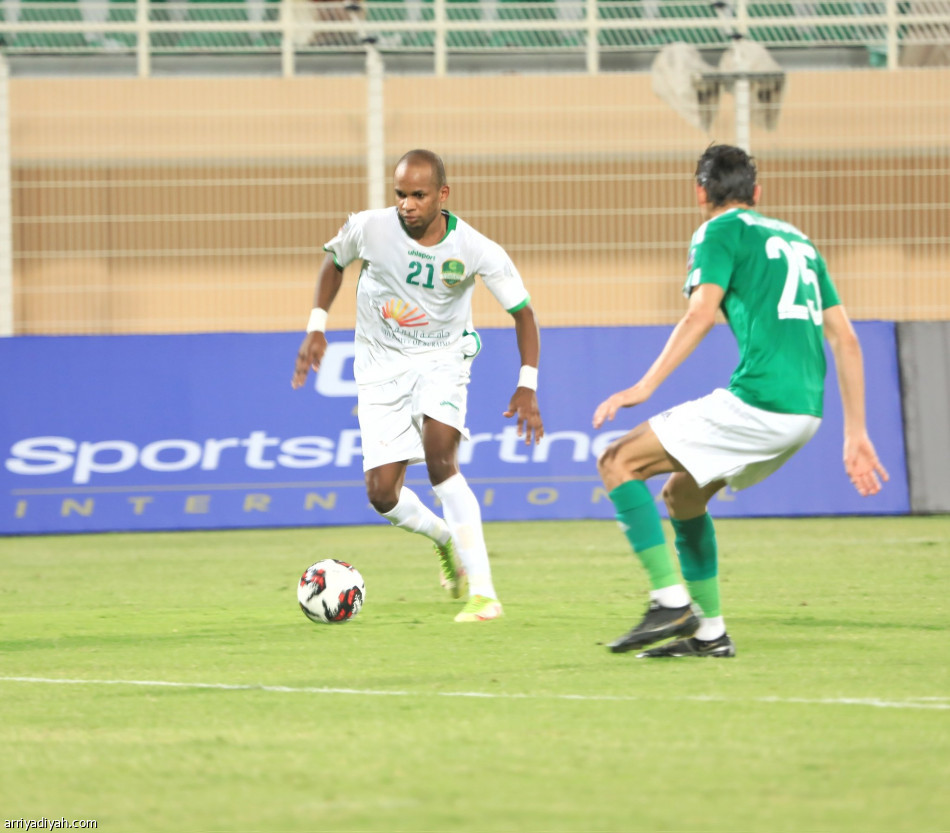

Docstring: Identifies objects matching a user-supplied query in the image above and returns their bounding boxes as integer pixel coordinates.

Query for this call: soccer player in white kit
[292,149,544,622]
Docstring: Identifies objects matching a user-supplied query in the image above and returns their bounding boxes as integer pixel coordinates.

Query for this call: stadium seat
[447,0,489,49]
[747,1,814,44]
[103,0,136,50]
[250,0,281,48]
[174,0,254,50]
[13,0,87,50]
[364,0,495,50]
[598,0,733,49]
[142,0,278,52]
[746,0,887,62]
[2,0,899,58]
[656,0,726,47]
[364,0,411,48]
[490,0,559,48]
[598,0,650,48]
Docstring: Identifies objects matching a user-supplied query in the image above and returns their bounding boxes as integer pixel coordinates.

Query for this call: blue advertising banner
[0,323,908,535]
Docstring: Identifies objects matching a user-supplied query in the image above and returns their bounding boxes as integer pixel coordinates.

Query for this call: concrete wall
[898,322,950,513]
[10,69,950,333]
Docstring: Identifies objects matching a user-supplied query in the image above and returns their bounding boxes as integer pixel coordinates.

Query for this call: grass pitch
[1,517,948,833]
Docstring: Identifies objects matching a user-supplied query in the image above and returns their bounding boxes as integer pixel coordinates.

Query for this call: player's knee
[426,455,458,486]
[661,474,702,516]
[596,447,621,483]
[660,479,681,514]
[365,485,398,515]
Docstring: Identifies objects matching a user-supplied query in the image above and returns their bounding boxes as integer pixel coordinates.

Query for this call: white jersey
[324,207,530,384]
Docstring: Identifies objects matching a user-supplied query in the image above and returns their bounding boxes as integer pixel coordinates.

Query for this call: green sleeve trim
[462,328,482,359]
[506,296,530,314]
[322,244,344,270]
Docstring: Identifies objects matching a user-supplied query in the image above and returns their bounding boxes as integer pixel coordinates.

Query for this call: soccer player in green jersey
[592,144,889,658]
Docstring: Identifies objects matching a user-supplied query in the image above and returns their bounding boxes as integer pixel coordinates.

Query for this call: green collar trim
[440,211,457,243]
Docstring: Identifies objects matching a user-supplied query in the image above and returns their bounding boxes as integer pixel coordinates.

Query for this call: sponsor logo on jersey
[381,298,428,327]
[441,259,466,287]
[408,248,436,261]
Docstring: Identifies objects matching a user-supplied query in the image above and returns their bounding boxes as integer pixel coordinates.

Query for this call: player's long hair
[695,145,757,207]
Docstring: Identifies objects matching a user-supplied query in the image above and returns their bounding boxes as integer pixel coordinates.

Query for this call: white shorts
[357,359,471,472]
[649,388,821,491]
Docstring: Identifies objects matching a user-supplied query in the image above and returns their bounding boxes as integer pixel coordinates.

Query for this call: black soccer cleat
[637,633,737,658]
[606,601,699,654]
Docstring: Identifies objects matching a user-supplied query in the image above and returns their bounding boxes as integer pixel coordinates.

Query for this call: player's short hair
[396,149,447,189]
[695,144,757,207]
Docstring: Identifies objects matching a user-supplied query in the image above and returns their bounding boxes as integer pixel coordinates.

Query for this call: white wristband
[517,365,538,391]
[306,308,328,334]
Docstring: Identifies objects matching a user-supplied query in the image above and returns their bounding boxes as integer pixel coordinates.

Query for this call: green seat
[148,0,178,51]
[655,0,726,47]
[746,0,885,58]
[388,0,435,49]
[447,0,488,49]
[747,1,812,44]
[365,0,411,49]
[14,0,87,50]
[598,0,650,48]
[371,0,493,51]
[250,0,281,49]
[599,1,728,49]
[175,0,253,50]
[489,0,559,49]
[813,1,874,44]
[103,0,136,50]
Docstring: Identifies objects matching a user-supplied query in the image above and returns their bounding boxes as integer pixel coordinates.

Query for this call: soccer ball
[297,559,366,624]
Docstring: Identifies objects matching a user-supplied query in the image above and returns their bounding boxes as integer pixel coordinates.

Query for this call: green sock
[609,481,678,591]
[671,513,721,618]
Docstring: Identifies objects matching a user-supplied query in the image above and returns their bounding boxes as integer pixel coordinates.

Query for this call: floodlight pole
[347,2,386,209]
[695,70,785,154]
[0,54,12,337]
[734,77,750,153]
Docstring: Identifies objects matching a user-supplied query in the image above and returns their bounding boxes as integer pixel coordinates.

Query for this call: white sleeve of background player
[477,239,530,312]
[323,212,364,269]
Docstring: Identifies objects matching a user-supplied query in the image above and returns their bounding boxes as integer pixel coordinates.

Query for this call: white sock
[432,473,496,599]
[649,584,691,608]
[380,487,450,545]
[695,616,726,641]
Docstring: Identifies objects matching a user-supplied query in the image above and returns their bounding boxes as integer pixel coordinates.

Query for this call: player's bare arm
[592,283,723,429]
[823,304,889,496]
[291,255,345,389]
[503,303,544,445]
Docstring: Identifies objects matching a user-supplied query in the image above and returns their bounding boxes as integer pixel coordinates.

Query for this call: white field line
[1,676,948,710]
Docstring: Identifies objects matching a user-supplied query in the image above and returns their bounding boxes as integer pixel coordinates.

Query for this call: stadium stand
[12,0,88,49]
[0,0,924,61]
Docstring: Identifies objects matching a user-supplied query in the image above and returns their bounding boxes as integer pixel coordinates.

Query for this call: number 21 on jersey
[406,260,435,289]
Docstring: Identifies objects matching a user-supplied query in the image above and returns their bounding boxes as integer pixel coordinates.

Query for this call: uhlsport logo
[440,259,465,287]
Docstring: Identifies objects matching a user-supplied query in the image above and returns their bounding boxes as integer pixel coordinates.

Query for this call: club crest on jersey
[381,298,428,327]
[441,259,466,287]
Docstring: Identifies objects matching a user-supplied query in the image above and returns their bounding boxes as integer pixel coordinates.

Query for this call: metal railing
[1,0,948,75]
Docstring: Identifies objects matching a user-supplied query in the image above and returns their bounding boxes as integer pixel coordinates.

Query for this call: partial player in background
[592,144,888,657]
[292,149,544,622]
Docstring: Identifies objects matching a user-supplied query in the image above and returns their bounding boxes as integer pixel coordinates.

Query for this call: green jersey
[684,208,841,416]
